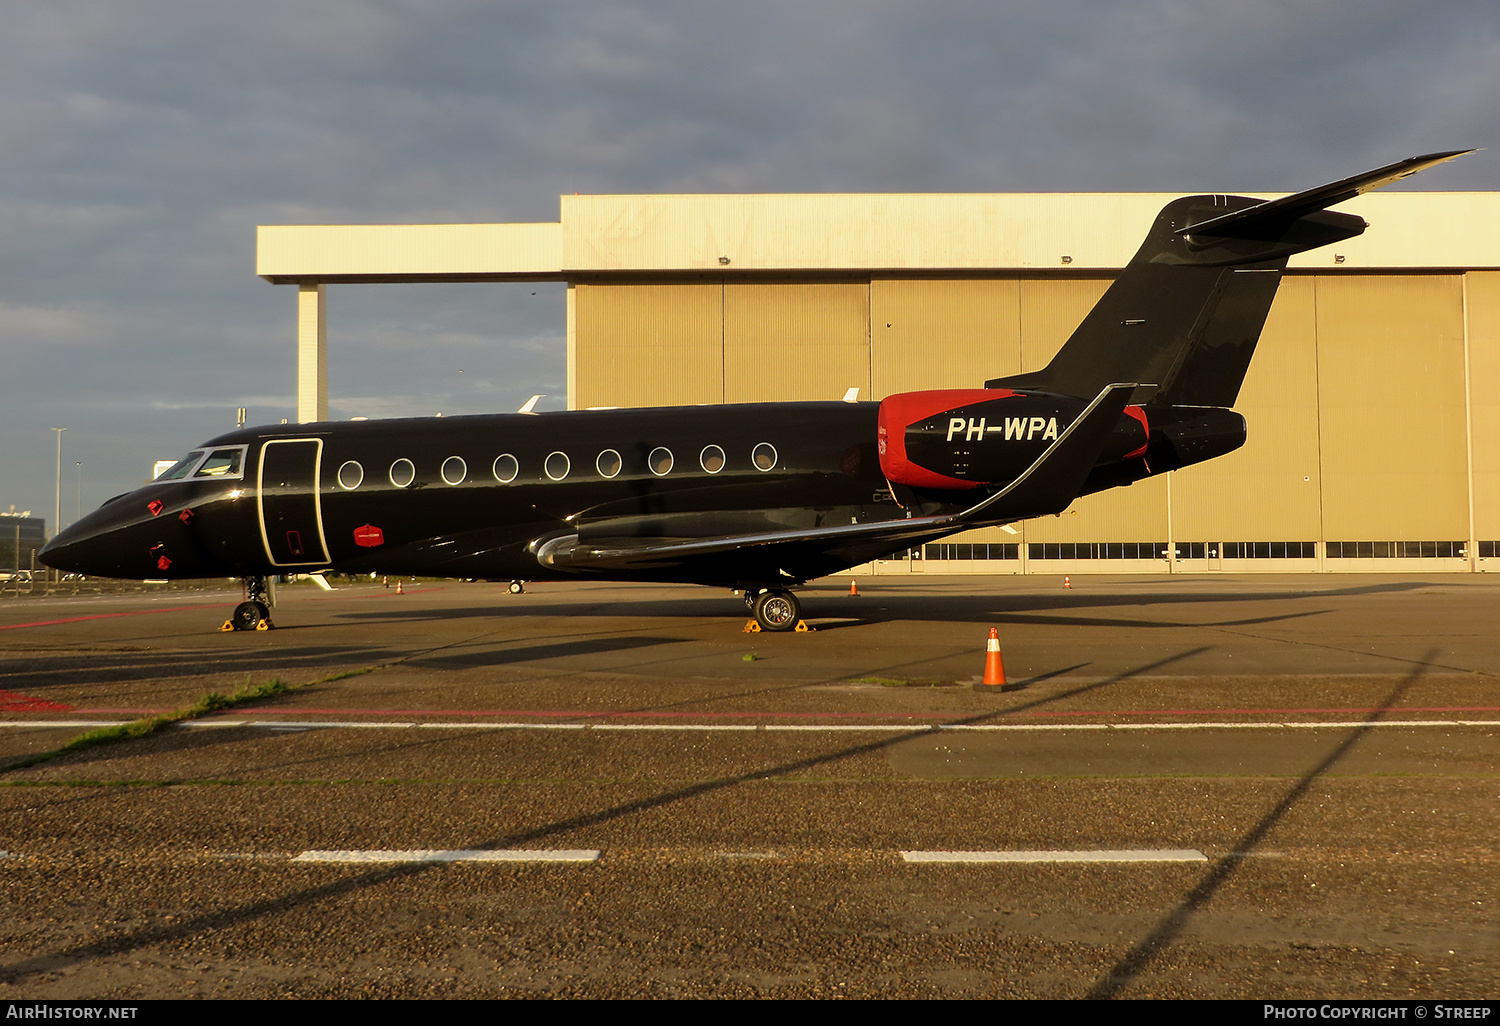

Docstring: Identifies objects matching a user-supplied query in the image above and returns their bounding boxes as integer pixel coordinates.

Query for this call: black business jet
[41,151,1468,632]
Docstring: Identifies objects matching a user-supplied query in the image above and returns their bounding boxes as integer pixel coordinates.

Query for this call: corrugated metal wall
[573,283,723,407]
[724,282,870,403]
[1469,272,1500,542]
[572,271,1494,571]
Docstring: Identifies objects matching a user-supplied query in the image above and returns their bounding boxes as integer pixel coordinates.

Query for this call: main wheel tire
[752,590,800,633]
[508,581,525,595]
[232,600,269,631]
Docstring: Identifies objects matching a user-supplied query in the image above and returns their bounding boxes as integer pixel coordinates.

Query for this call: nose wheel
[230,600,272,631]
[222,576,275,632]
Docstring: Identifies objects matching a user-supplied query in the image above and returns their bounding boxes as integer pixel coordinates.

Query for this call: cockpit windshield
[194,447,245,478]
[155,450,206,481]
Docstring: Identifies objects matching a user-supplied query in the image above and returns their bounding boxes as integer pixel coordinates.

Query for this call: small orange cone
[849,579,859,597]
[1064,575,1072,589]
[396,579,404,594]
[982,627,1006,687]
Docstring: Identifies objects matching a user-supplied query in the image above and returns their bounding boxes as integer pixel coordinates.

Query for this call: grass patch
[847,676,951,688]
[1,678,293,773]
[0,657,403,775]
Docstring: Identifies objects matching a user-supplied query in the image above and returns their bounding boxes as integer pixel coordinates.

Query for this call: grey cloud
[1,0,1494,522]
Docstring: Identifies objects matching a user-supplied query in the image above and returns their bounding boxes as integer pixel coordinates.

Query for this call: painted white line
[765,724,925,732]
[941,723,1111,732]
[591,724,758,732]
[292,849,601,863]
[901,849,1208,863]
[415,722,588,730]
[0,720,132,729]
[194,720,418,730]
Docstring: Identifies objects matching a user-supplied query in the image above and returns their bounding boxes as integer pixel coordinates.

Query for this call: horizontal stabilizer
[1178,150,1474,239]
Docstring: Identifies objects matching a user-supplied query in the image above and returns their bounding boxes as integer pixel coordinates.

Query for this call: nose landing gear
[222,576,275,632]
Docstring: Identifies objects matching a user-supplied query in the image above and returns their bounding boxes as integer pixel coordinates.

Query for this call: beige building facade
[258,191,1500,574]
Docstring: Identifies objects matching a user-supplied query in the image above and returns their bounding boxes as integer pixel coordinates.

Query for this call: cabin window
[389,458,416,488]
[336,461,364,490]
[194,447,246,479]
[752,442,778,472]
[545,451,571,481]
[493,454,519,483]
[441,456,467,485]
[699,445,725,473]
[596,449,622,478]
[648,447,674,476]
[155,450,206,481]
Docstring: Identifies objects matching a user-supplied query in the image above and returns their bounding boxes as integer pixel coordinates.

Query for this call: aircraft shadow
[408,635,684,670]
[0,646,390,700]
[1084,648,1440,999]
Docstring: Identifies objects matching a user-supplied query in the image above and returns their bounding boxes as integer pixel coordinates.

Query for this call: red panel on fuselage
[877,389,1017,490]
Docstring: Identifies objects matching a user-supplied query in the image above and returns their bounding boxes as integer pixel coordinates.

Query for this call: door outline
[257,438,331,566]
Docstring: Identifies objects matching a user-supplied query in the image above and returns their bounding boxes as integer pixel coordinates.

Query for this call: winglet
[517,394,544,414]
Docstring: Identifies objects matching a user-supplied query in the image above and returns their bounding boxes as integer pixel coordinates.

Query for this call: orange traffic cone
[396,579,404,594]
[1064,575,1072,589]
[982,627,1006,687]
[849,579,859,597]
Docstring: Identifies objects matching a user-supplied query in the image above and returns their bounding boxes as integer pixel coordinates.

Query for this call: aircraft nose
[38,493,178,579]
[39,506,134,576]
[37,530,82,574]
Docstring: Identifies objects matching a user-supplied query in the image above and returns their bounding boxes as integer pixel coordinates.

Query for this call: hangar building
[257,190,1500,575]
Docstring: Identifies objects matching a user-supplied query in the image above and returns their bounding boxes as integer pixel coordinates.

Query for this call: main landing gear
[223,576,275,632]
[744,588,805,633]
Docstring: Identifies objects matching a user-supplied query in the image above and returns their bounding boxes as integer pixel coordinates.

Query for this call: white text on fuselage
[945,416,1059,443]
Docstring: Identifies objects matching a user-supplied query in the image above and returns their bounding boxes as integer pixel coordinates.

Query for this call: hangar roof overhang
[257,191,1500,284]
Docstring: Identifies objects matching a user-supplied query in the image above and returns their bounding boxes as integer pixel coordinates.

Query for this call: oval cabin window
[545,451,571,481]
[337,461,364,490]
[441,456,467,485]
[752,442,778,472]
[648,447,674,476]
[389,459,416,488]
[699,445,725,474]
[493,454,519,483]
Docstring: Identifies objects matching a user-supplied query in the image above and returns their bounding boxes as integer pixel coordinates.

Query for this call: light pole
[51,428,66,582]
[51,428,67,534]
[76,462,83,523]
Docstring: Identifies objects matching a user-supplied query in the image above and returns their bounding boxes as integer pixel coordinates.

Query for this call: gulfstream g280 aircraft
[41,152,1468,631]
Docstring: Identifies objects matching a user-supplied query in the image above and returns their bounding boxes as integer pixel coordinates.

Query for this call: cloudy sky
[2,0,1496,531]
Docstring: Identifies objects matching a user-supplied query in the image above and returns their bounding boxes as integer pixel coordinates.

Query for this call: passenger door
[258,439,330,566]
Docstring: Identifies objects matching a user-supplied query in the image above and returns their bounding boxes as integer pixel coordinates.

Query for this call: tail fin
[987,151,1472,406]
